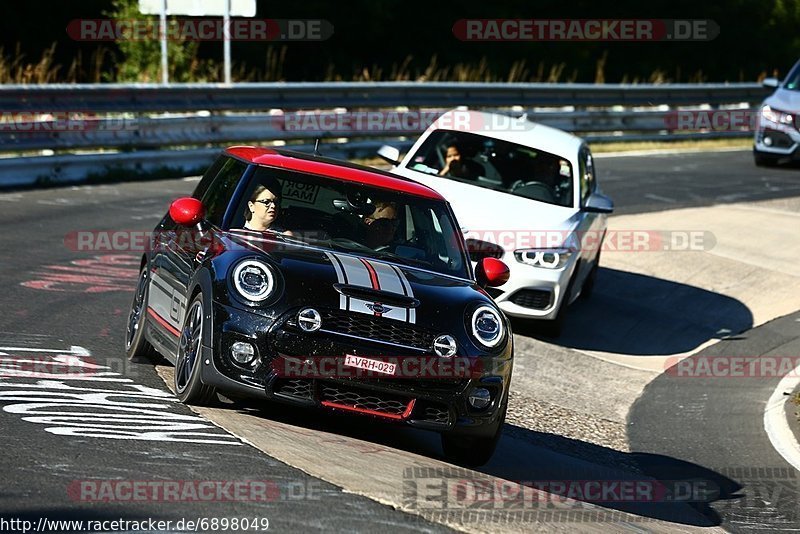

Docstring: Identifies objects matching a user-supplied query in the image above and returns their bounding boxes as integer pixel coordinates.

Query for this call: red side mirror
[475,257,510,288]
[169,197,205,226]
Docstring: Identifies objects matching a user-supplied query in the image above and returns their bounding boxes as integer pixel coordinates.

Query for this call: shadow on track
[227,396,743,527]
[511,267,753,356]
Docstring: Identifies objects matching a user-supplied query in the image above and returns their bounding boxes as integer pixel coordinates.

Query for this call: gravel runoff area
[506,390,629,453]
[498,331,656,475]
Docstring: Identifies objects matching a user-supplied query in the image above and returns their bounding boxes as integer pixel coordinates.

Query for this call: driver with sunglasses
[243,181,292,234]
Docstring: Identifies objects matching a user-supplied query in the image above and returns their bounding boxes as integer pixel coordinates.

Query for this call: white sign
[138,0,256,17]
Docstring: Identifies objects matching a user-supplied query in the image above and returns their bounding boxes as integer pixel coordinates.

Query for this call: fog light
[231,342,255,364]
[764,136,773,146]
[468,388,491,409]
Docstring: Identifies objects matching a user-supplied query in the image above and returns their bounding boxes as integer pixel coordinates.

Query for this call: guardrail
[0,82,770,188]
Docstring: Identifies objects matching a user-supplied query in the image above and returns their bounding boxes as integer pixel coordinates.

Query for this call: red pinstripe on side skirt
[147,307,181,337]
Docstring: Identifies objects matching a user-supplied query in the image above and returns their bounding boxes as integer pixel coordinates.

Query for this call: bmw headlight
[514,248,572,269]
[470,305,504,348]
[761,105,794,126]
[232,260,275,302]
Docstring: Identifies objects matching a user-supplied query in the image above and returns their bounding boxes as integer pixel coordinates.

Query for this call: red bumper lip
[321,398,416,420]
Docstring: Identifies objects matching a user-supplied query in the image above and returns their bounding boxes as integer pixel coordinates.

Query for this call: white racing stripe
[325,252,416,323]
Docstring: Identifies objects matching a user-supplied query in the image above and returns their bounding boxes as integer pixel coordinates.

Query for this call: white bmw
[379,110,613,336]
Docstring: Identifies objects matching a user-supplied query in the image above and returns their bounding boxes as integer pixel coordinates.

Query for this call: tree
[104,0,201,82]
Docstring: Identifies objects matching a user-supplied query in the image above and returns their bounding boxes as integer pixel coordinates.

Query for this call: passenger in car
[361,200,399,249]
[438,143,484,180]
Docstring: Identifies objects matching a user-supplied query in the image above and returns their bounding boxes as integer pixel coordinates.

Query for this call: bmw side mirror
[169,197,205,226]
[583,193,614,214]
[377,145,401,166]
[476,258,510,288]
[762,77,779,89]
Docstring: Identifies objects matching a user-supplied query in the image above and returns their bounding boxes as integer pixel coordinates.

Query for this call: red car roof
[225,146,443,201]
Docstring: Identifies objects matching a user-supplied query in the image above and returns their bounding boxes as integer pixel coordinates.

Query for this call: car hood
[392,168,581,247]
[766,88,800,113]
[221,231,488,327]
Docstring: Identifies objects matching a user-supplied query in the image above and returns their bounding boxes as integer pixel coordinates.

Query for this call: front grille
[509,289,553,310]
[320,310,434,350]
[274,378,313,399]
[421,404,450,424]
[321,383,412,418]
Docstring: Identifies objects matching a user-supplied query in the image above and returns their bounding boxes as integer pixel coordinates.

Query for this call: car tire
[441,396,507,467]
[174,293,218,405]
[754,150,778,167]
[125,267,157,362]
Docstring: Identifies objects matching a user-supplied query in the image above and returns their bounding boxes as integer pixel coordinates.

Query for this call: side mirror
[169,197,205,226]
[762,77,779,89]
[475,257,510,288]
[583,193,614,214]
[377,145,401,166]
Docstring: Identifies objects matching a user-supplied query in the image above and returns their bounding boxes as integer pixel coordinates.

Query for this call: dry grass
[590,138,751,153]
[0,43,113,84]
[338,54,580,83]
[0,43,760,84]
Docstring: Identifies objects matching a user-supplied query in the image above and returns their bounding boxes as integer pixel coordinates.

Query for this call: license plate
[344,354,396,376]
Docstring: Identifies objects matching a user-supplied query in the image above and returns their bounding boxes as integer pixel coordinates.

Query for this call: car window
[192,155,228,201]
[783,61,800,91]
[201,158,248,227]
[405,129,574,208]
[229,166,469,278]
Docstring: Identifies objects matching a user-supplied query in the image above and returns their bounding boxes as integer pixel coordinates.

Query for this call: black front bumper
[203,302,512,437]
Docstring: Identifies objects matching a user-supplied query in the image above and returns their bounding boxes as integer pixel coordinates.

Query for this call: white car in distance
[379,110,613,337]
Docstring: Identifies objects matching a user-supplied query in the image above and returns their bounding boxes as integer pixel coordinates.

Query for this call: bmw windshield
[404,129,574,208]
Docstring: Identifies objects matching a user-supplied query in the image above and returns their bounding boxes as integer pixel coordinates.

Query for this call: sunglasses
[254,198,279,208]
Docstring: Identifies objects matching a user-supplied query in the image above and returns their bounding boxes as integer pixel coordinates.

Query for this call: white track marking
[764,363,800,472]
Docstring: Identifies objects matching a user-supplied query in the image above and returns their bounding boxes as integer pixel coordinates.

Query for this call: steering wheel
[510,181,556,203]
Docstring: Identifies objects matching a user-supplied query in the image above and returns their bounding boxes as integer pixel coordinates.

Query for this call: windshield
[404,129,574,208]
[228,166,470,279]
[783,61,800,91]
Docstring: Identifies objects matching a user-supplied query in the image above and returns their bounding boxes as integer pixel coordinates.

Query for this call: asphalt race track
[1,148,799,533]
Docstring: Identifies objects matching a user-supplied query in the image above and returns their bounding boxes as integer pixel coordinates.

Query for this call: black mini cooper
[125,147,513,465]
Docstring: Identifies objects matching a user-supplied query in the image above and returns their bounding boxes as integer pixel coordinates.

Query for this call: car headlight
[232,259,275,302]
[470,305,504,348]
[514,248,572,269]
[761,105,795,126]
